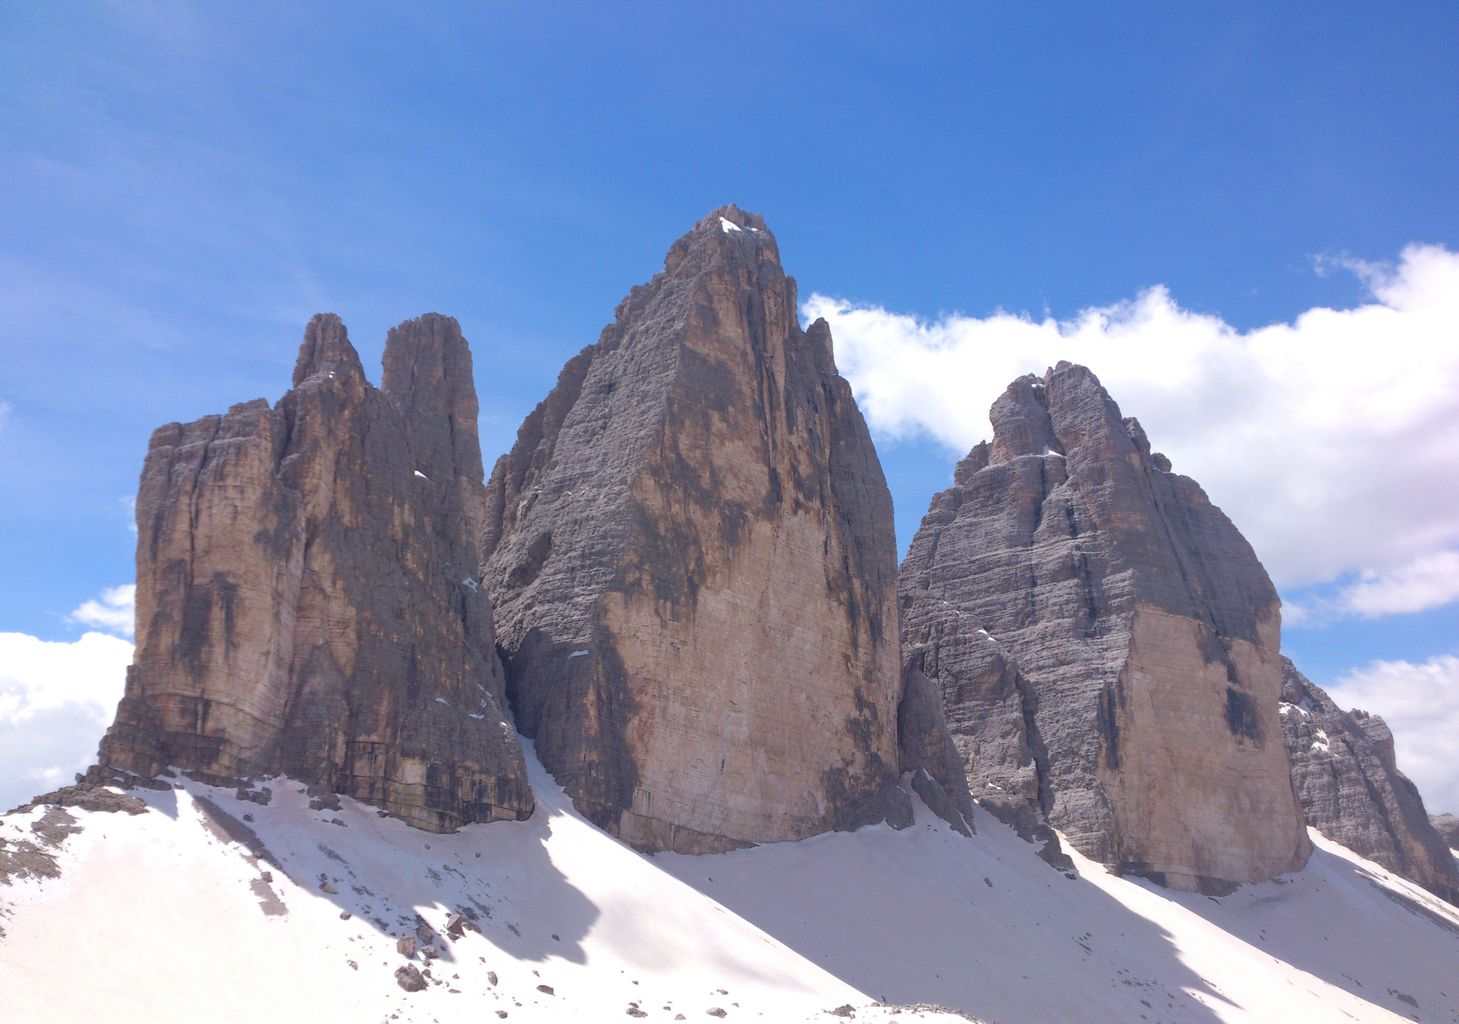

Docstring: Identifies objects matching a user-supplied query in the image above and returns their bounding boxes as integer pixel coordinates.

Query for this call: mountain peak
[292,312,364,386]
[661,204,783,276]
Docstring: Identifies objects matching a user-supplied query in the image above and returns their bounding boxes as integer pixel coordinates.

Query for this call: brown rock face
[900,363,1310,892]
[482,206,967,852]
[1281,659,1458,901]
[97,313,533,831]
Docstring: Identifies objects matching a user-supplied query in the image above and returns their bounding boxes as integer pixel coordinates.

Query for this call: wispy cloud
[69,583,136,638]
[1328,654,1459,816]
[808,244,1459,611]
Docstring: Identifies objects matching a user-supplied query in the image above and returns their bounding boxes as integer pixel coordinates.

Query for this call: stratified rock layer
[1281,659,1457,901]
[900,363,1310,892]
[97,313,533,831]
[482,206,961,852]
[900,604,1066,866]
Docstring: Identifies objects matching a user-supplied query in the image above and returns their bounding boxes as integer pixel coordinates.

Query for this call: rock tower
[482,206,971,852]
[97,314,533,831]
[900,362,1310,892]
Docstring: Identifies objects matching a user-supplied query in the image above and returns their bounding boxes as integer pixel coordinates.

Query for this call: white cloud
[1336,551,1459,619]
[0,630,132,810]
[1327,655,1459,817]
[0,631,132,725]
[0,400,11,429]
[69,583,137,637]
[1279,550,1459,626]
[807,244,1459,603]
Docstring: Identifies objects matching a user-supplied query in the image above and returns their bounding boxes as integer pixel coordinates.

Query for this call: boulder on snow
[394,964,427,992]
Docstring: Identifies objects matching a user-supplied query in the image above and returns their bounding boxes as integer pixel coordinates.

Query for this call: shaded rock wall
[900,363,1310,892]
[482,206,968,851]
[1281,659,1457,901]
[98,314,532,831]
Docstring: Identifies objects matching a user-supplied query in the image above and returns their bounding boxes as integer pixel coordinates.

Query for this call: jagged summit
[900,361,1311,893]
[691,203,775,245]
[481,206,971,852]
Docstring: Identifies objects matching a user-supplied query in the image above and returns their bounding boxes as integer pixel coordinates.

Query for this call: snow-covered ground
[3,743,1457,1024]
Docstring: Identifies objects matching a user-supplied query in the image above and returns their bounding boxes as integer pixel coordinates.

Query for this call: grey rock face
[900,362,1310,892]
[96,313,533,832]
[898,667,977,836]
[1281,659,1458,901]
[1433,814,1459,851]
[482,205,963,852]
[900,602,1065,865]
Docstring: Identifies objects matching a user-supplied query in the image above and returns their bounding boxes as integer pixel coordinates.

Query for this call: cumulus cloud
[0,630,132,810]
[69,583,136,637]
[806,244,1459,603]
[1327,654,1459,817]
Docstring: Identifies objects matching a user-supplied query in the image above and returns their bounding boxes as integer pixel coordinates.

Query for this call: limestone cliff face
[482,206,967,852]
[900,362,1310,892]
[97,313,533,831]
[1281,659,1457,901]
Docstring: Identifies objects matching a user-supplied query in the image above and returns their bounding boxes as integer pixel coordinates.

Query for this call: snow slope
[3,742,1457,1024]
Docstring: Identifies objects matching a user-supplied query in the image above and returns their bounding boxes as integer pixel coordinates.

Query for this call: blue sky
[2,4,1457,808]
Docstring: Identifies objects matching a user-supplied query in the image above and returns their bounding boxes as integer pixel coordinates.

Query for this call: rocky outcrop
[481,205,967,852]
[96,313,533,832]
[900,363,1311,892]
[1281,659,1458,901]
[9,784,148,817]
[1434,814,1459,851]
[897,667,979,837]
[900,603,1066,865]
